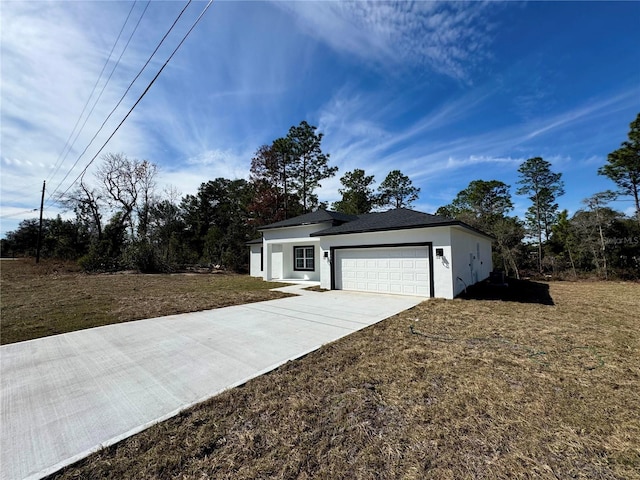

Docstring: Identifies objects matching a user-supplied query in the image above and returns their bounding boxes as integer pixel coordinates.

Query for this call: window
[260,247,263,271]
[294,246,315,271]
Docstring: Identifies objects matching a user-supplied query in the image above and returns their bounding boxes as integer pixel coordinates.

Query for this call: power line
[48,1,151,185]
[46,1,151,200]
[46,0,196,206]
[53,0,213,204]
[0,209,39,220]
[46,1,139,184]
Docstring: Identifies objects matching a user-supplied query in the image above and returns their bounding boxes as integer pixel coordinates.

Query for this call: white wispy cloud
[276,1,495,81]
[0,2,160,214]
[315,79,639,213]
[522,89,637,142]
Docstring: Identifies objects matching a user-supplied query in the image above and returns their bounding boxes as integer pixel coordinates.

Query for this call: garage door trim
[330,242,434,297]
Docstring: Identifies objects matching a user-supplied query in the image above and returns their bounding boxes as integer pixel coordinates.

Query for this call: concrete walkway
[1,289,422,480]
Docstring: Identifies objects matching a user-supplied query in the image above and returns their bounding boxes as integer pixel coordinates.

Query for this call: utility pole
[35,180,45,263]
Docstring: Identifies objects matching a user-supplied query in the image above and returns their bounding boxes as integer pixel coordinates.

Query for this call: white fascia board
[262,223,332,241]
[264,238,320,244]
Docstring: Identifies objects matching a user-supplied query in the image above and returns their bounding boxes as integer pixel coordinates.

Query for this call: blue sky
[1,1,639,237]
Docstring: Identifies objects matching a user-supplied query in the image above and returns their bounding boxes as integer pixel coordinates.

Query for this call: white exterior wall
[280,243,320,281]
[249,244,263,277]
[254,221,493,296]
[261,223,329,281]
[318,227,455,299]
[450,227,493,297]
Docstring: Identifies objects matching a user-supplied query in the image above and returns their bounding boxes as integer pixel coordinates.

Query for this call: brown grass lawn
[43,280,640,480]
[0,258,289,345]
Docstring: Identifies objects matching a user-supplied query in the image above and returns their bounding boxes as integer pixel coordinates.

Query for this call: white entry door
[335,246,430,297]
[270,245,283,279]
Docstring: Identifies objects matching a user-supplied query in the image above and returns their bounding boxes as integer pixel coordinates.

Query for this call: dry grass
[0,258,289,345]
[303,285,329,292]
[46,280,640,480]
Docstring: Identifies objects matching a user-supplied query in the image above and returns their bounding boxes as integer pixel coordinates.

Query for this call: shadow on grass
[457,278,555,306]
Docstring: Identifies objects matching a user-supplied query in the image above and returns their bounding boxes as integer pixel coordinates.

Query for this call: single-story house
[248,208,493,299]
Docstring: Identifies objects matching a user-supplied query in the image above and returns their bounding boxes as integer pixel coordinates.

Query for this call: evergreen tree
[598,112,640,222]
[332,169,376,214]
[516,157,565,273]
[377,170,420,209]
[287,121,337,212]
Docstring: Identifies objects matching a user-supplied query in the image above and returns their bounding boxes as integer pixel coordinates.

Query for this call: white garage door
[335,246,430,297]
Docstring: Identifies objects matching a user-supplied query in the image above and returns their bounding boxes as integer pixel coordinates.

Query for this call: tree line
[2,114,639,279]
[1,121,420,272]
[437,113,640,279]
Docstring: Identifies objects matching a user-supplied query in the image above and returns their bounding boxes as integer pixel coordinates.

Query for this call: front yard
[42,280,639,479]
[0,259,288,345]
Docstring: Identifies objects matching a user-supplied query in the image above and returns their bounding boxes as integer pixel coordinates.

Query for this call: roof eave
[311,221,455,237]
[312,220,494,239]
[258,220,328,231]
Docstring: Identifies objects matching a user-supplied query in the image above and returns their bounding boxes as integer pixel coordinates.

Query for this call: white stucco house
[248,208,493,299]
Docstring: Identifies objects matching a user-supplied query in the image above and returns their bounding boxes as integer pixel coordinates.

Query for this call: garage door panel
[416,286,429,296]
[335,247,431,297]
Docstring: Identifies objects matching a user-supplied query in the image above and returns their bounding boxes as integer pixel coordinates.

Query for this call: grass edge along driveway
[45,280,640,480]
[0,259,290,345]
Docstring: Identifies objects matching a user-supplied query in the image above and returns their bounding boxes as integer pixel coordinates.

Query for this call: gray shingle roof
[246,237,263,245]
[258,209,358,230]
[255,208,493,239]
[311,208,491,238]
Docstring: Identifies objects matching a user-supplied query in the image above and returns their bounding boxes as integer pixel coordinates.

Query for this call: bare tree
[58,179,104,240]
[96,153,157,238]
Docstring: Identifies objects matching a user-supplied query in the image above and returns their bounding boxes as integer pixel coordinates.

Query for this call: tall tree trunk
[595,205,608,280]
[634,184,640,225]
[283,162,288,219]
[508,250,520,280]
[590,243,601,274]
[536,190,543,274]
[302,155,307,213]
[566,242,577,279]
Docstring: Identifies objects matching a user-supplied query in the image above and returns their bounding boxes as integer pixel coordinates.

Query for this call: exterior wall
[281,243,320,281]
[260,223,329,281]
[318,227,455,299]
[449,227,493,297]
[255,221,493,296]
[249,244,263,277]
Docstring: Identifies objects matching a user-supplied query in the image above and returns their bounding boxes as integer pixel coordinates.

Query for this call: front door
[270,245,283,279]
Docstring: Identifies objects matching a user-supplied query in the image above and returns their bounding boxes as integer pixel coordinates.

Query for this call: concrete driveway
[1,288,422,480]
